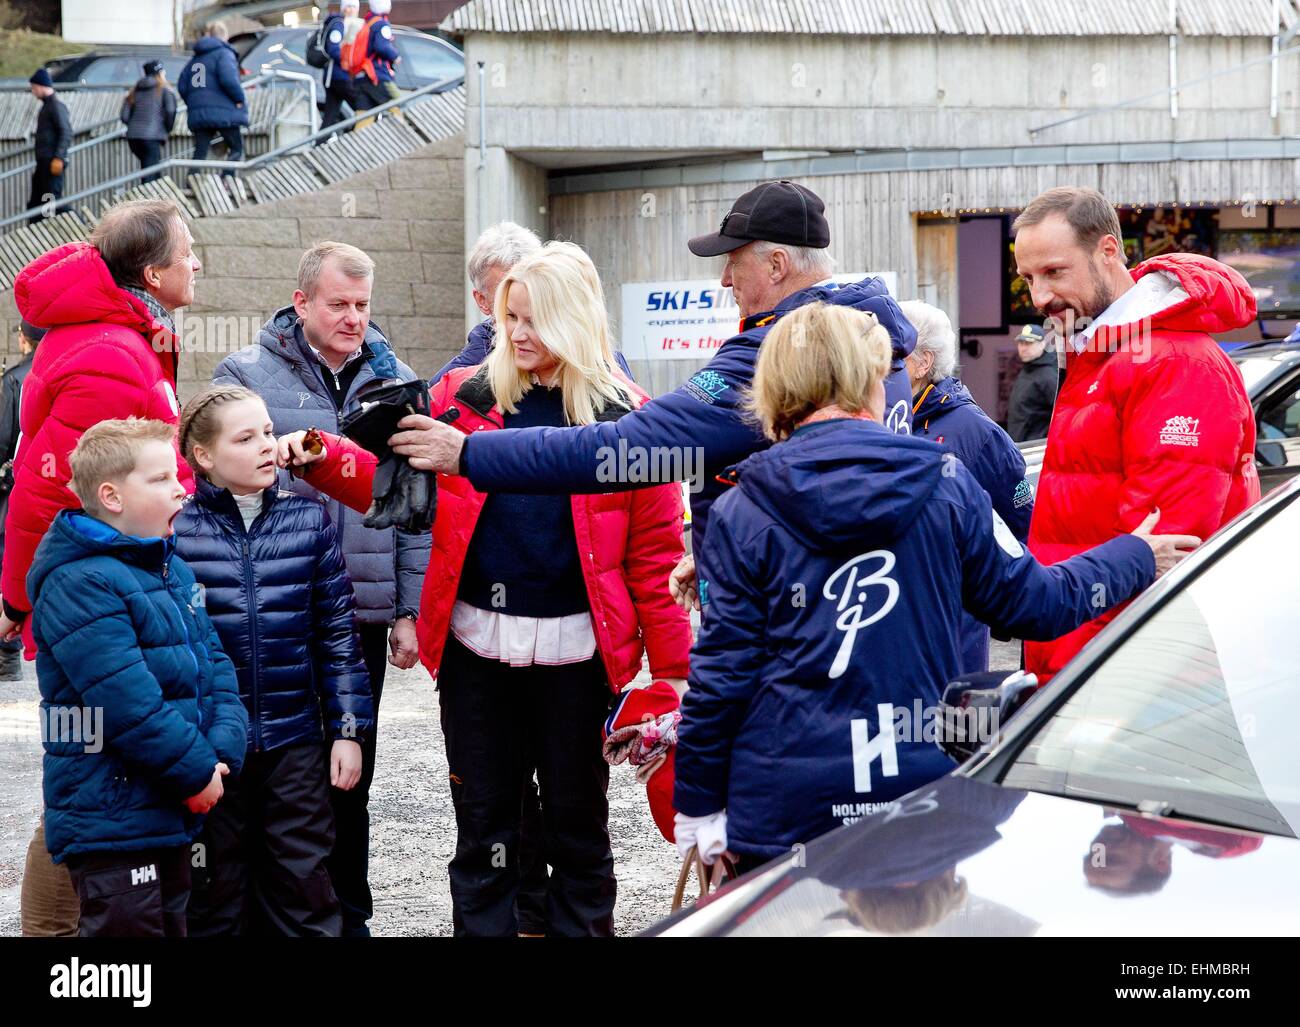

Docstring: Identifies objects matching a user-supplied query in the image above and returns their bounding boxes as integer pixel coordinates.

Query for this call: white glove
[675,809,728,864]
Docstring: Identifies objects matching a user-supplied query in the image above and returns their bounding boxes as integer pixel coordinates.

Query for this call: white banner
[620,272,898,361]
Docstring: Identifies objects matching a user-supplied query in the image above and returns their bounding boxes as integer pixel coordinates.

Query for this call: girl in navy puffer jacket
[173,385,373,936]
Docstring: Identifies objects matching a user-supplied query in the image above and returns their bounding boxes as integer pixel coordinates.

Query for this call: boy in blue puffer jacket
[29,418,248,937]
[173,385,372,936]
[674,303,1201,872]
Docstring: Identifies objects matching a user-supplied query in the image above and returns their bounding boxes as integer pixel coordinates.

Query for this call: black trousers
[438,635,616,937]
[325,621,389,936]
[127,138,163,183]
[67,846,191,938]
[187,742,340,937]
[516,774,549,934]
[26,162,63,221]
[352,77,391,112]
[318,76,354,139]
[191,125,244,178]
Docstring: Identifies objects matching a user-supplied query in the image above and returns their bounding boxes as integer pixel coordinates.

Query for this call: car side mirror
[1256,440,1286,468]
[937,670,1039,763]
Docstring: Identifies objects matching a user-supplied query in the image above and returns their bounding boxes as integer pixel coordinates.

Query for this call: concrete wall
[181,137,465,400]
[464,32,1294,155]
[0,138,467,403]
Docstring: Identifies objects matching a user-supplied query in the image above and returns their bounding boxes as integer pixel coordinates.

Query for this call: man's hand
[668,553,698,612]
[276,430,326,473]
[49,157,64,176]
[1131,508,1201,577]
[389,617,419,670]
[330,739,363,791]
[388,414,463,475]
[0,611,23,643]
[184,762,229,814]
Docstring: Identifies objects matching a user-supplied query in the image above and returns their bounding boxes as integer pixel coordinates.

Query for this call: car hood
[647,776,1297,937]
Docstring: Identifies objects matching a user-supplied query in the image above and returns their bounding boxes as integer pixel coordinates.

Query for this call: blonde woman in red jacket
[283,241,692,936]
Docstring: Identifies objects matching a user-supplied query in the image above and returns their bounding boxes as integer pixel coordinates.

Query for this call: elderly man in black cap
[26,69,72,222]
[281,180,918,603]
[1006,323,1058,442]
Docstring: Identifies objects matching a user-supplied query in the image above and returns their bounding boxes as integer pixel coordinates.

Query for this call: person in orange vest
[345,0,402,116]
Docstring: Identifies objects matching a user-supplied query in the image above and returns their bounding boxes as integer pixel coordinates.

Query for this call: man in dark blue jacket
[392,181,917,583]
[901,300,1033,672]
[178,22,247,178]
[26,69,71,221]
[351,0,402,114]
[318,2,358,136]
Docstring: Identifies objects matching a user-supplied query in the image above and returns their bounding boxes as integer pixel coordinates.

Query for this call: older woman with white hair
[901,300,1034,672]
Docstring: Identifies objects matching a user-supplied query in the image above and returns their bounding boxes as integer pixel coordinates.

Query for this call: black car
[43,50,191,88]
[650,475,1300,936]
[1018,339,1300,495]
[233,25,464,92]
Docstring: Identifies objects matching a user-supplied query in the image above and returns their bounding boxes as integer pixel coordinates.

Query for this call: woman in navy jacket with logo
[673,302,1199,870]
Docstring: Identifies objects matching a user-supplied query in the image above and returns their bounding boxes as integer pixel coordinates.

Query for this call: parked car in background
[42,50,190,88]
[233,25,464,92]
[649,474,1300,936]
[1017,338,1300,495]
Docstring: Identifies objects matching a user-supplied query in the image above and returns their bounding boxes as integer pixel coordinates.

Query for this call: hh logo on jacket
[1159,415,1201,448]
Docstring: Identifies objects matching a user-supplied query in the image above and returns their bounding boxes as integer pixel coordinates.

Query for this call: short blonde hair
[297,241,374,298]
[748,302,892,441]
[486,241,628,426]
[68,419,177,515]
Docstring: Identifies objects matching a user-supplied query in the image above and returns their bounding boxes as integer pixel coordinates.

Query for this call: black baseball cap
[688,180,831,257]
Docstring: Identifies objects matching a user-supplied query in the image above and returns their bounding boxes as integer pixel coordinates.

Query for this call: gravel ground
[0,638,1021,937]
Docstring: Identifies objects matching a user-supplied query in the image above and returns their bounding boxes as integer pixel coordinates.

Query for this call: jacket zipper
[241,535,263,752]
[162,559,203,727]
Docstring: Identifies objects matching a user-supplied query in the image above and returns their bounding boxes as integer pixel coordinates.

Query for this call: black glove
[365,451,435,532]
[339,378,437,533]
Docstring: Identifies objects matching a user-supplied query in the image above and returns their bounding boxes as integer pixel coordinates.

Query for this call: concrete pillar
[461,146,548,325]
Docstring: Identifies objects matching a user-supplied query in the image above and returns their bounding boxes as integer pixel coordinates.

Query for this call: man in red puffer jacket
[1012,187,1259,685]
[2,201,198,652]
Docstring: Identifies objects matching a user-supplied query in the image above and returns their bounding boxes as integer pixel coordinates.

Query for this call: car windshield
[1002,496,1300,837]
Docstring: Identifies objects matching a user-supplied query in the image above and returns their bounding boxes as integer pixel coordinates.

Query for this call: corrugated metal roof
[444,0,1298,36]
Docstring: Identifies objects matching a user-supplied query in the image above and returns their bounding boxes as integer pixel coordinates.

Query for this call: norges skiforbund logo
[1159,415,1201,447]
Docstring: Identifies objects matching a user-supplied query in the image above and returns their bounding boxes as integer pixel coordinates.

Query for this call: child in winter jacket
[674,302,1200,873]
[173,385,373,937]
[29,418,248,937]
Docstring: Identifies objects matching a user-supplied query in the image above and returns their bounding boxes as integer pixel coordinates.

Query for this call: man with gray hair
[432,221,543,381]
[901,299,1031,673]
[432,222,635,384]
[213,240,430,936]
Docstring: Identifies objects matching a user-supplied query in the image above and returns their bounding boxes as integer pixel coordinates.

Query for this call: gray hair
[207,20,229,41]
[298,240,374,297]
[467,222,543,291]
[900,300,957,383]
[750,240,836,278]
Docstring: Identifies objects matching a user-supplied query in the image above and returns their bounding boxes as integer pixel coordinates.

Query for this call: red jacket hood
[15,242,180,378]
[1128,252,1256,336]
